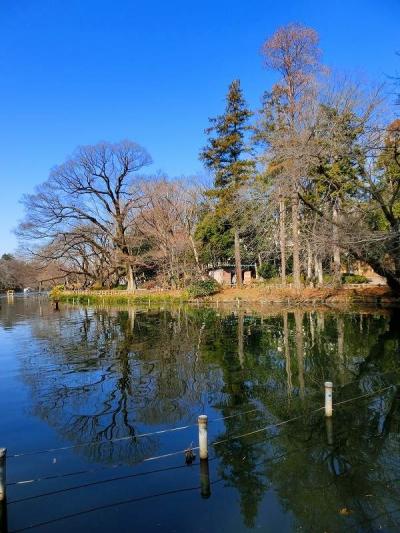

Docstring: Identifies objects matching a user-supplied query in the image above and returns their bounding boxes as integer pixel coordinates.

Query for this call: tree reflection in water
[210,309,400,531]
[17,306,226,464]
[3,300,399,531]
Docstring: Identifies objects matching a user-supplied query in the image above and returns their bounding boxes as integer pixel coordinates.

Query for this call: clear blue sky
[0,0,399,255]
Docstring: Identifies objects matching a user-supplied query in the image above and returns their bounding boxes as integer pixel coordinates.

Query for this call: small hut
[206,264,256,286]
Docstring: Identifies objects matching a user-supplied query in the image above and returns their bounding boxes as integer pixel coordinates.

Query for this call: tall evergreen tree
[200,79,254,287]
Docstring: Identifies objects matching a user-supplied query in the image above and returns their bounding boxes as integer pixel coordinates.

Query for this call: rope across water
[7,383,396,460]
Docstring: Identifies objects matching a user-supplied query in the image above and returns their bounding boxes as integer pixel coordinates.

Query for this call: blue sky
[0,0,399,254]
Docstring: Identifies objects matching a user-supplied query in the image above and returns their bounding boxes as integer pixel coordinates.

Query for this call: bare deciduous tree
[138,178,203,286]
[261,23,322,288]
[18,141,152,290]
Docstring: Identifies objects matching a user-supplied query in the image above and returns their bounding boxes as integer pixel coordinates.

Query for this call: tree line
[0,253,65,291]
[16,23,400,293]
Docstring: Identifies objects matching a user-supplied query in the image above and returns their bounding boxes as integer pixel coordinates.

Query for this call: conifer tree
[200,79,254,287]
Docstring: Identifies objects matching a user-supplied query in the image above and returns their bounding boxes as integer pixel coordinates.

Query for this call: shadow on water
[0,297,399,532]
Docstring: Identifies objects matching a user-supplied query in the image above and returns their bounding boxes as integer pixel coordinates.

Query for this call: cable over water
[7,404,267,459]
[5,383,396,487]
[9,478,224,533]
[9,381,396,459]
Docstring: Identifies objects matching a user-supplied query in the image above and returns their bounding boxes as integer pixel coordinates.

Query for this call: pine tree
[200,79,254,287]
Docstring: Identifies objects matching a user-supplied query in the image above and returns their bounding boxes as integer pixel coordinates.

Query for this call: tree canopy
[12,25,400,294]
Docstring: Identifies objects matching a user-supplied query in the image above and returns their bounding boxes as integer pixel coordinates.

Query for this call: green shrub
[187,278,221,298]
[277,274,306,284]
[341,273,369,284]
[91,284,126,290]
[262,276,282,285]
[258,262,278,279]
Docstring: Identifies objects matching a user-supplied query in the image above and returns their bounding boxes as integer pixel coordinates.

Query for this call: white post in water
[325,381,333,417]
[198,415,208,460]
[0,448,6,501]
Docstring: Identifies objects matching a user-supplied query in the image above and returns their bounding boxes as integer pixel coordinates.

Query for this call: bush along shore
[53,284,399,308]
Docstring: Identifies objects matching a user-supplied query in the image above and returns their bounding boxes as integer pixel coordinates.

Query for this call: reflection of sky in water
[0,296,399,532]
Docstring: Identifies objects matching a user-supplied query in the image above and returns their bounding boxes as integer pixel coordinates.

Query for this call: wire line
[8,424,197,459]
[8,456,218,505]
[9,478,223,532]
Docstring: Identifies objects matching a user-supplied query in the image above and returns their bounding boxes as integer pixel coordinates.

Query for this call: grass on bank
[58,291,190,305]
[54,279,221,306]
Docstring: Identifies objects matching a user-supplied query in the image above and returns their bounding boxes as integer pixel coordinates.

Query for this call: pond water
[0,295,399,532]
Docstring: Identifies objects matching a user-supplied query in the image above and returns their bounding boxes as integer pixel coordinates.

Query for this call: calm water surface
[0,295,399,532]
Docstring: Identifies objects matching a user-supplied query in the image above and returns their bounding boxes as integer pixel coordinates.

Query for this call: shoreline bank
[57,285,399,309]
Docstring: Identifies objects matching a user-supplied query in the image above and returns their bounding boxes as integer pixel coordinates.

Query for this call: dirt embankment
[207,285,398,307]
[60,285,399,310]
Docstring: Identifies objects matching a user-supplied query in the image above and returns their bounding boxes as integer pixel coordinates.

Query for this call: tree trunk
[318,258,324,285]
[189,234,203,278]
[346,243,400,295]
[234,227,242,288]
[127,264,136,291]
[255,254,262,280]
[279,195,286,286]
[356,255,400,294]
[298,192,400,294]
[306,241,313,286]
[314,255,323,285]
[291,192,301,289]
[332,205,341,285]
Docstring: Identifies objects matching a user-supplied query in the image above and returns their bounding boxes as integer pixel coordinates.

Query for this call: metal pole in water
[0,448,6,502]
[198,415,208,460]
[324,381,333,417]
